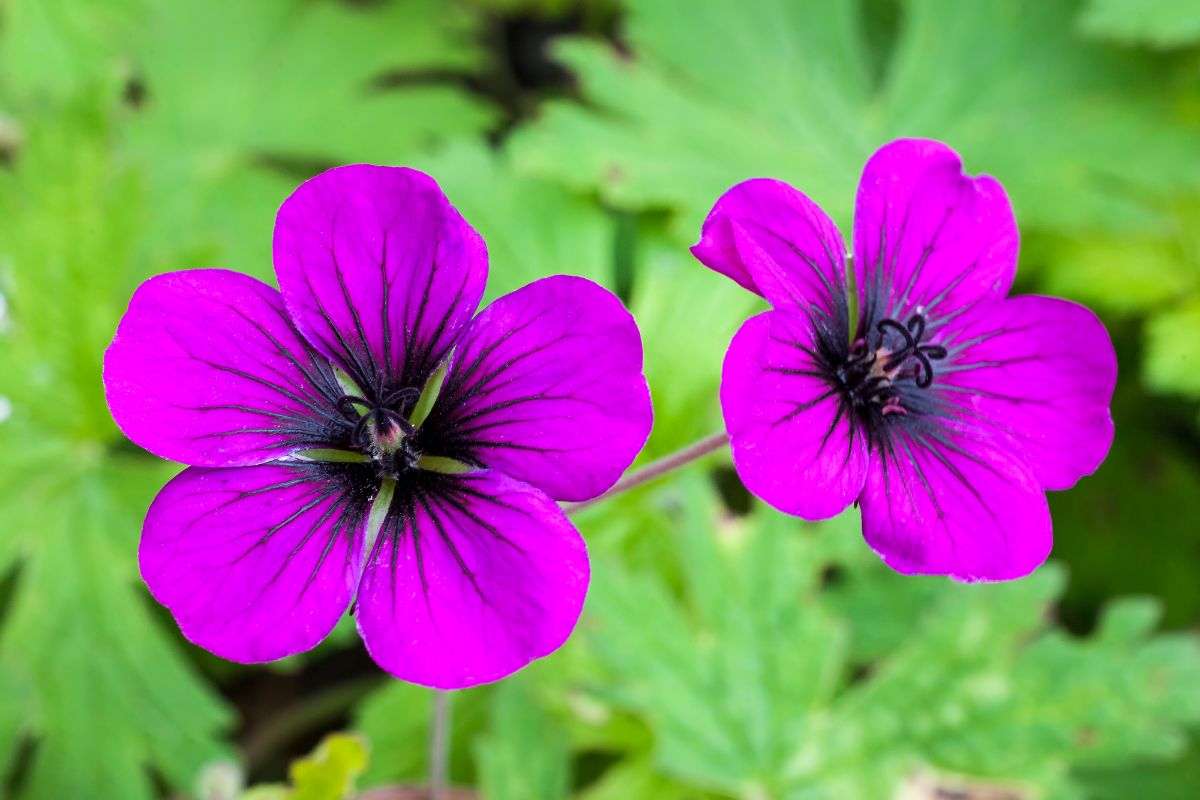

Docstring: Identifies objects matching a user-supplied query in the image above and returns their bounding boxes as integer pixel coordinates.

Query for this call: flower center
[835,313,947,418]
[336,387,423,476]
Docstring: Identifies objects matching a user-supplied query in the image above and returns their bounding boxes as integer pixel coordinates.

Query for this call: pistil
[835,313,947,416]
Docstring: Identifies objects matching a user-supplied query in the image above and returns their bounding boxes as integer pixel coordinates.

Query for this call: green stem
[564,431,730,514]
[429,690,451,800]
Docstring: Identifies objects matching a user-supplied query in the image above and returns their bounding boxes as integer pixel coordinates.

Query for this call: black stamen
[336,395,369,417]
[877,318,916,353]
[912,350,935,388]
[907,314,926,342]
[383,386,421,408]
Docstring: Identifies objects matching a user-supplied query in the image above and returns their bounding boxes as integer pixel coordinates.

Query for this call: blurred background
[2,0,1199,798]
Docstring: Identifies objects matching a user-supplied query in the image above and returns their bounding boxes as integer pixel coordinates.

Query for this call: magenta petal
[141,464,374,662]
[691,178,850,315]
[859,424,1052,582]
[853,139,1018,328]
[721,310,868,519]
[273,165,488,393]
[939,295,1117,490]
[355,471,588,689]
[104,269,348,467]
[421,275,652,501]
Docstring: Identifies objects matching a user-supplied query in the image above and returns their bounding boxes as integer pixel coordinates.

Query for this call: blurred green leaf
[0,104,231,799]
[1037,228,1198,319]
[0,0,142,100]
[126,0,497,274]
[513,0,1200,239]
[289,733,367,800]
[584,479,846,796]
[628,242,759,457]
[242,733,368,800]
[1078,0,1200,49]
[417,141,615,300]
[0,656,32,781]
[353,682,491,789]
[1047,401,1200,629]
[581,479,1200,798]
[476,678,570,800]
[1079,733,1200,800]
[575,758,711,800]
[1145,299,1200,396]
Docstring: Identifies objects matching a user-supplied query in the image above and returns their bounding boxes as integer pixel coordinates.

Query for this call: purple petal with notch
[691,178,849,315]
[859,423,1052,582]
[721,310,869,519]
[938,295,1117,490]
[140,463,376,662]
[273,165,487,396]
[104,269,350,467]
[355,471,588,689]
[854,139,1018,331]
[421,275,652,502]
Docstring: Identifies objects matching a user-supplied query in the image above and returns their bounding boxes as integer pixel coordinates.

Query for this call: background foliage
[1,0,1198,798]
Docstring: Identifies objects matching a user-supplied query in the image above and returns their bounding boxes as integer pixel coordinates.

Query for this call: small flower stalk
[693,139,1116,581]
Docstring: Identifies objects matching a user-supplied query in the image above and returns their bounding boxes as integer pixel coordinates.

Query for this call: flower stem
[429,690,451,800]
[564,431,730,514]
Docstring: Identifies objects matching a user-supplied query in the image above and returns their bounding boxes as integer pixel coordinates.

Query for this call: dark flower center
[836,313,947,418]
[336,387,423,477]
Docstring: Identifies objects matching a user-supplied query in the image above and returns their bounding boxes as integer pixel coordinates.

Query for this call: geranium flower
[104,165,652,688]
[692,139,1115,581]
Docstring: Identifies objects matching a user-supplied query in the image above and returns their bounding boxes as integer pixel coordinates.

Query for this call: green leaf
[574,758,716,800]
[352,682,491,789]
[1079,734,1200,800]
[0,0,142,100]
[0,657,33,782]
[581,479,1200,798]
[1035,221,1199,318]
[513,0,1200,239]
[241,734,368,800]
[1078,0,1200,49]
[0,104,231,799]
[0,100,146,441]
[416,141,615,300]
[1145,298,1200,396]
[584,477,846,796]
[1047,409,1200,628]
[126,0,497,275]
[289,733,368,800]
[475,678,570,800]
[628,241,760,457]
[0,454,232,800]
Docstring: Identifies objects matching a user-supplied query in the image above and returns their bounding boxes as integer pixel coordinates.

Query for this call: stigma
[336,386,425,476]
[834,312,947,418]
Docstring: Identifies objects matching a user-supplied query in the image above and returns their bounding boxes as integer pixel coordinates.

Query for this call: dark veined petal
[420,275,652,502]
[937,295,1117,490]
[273,165,487,398]
[140,463,378,663]
[721,310,869,519]
[853,139,1018,332]
[355,471,588,689]
[104,269,351,467]
[859,423,1052,582]
[691,178,851,323]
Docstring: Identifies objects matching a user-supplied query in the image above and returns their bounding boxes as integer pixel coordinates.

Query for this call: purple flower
[104,165,652,688]
[692,140,1116,581]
